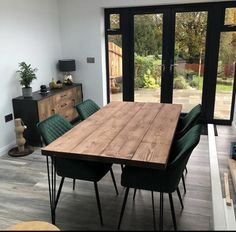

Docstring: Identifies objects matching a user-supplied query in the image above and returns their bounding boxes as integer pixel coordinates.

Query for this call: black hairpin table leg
[46,156,57,225]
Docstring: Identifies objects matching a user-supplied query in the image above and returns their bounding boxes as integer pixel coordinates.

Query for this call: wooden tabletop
[5,221,60,231]
[41,101,182,169]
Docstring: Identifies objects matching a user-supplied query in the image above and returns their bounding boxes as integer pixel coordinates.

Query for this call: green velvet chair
[132,105,202,200]
[75,99,100,120]
[176,104,202,139]
[117,124,202,231]
[37,114,118,225]
[176,104,202,194]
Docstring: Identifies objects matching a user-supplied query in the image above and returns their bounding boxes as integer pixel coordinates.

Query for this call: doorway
[105,2,236,124]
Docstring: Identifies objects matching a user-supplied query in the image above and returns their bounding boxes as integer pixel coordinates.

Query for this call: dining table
[41,101,182,224]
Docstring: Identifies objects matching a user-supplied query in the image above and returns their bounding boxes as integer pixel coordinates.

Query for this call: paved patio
[110,88,233,120]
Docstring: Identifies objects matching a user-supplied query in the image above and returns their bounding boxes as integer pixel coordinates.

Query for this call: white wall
[0,0,62,154]
[58,0,229,107]
[58,0,105,106]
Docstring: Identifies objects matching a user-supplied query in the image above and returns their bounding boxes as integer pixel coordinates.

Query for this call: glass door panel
[225,8,236,25]
[108,35,123,102]
[172,11,208,112]
[134,14,163,103]
[214,32,236,120]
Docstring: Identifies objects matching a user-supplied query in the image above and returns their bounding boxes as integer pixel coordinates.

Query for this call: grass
[136,75,233,92]
[216,83,233,92]
[189,76,233,92]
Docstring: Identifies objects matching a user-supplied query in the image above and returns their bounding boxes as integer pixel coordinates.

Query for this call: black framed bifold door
[105,9,170,103]
[212,5,236,123]
[133,11,172,104]
[170,9,209,114]
[105,2,236,125]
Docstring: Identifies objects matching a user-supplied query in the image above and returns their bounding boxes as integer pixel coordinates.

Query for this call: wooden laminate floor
[216,125,236,212]
[0,131,214,231]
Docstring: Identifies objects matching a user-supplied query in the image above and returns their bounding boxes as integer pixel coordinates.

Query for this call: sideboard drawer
[56,98,75,111]
[60,108,77,122]
[53,88,76,104]
[38,97,54,122]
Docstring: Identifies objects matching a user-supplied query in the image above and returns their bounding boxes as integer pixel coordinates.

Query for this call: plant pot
[22,87,32,98]
[111,86,120,94]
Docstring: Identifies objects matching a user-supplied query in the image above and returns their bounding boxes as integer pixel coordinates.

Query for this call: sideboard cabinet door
[12,83,83,146]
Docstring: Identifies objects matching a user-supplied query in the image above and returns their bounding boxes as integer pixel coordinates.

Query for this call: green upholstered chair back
[166,124,202,191]
[37,114,112,182]
[37,114,73,145]
[177,104,202,136]
[121,124,202,193]
[75,99,100,120]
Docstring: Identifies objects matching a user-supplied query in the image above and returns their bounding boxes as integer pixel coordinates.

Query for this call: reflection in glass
[108,35,123,102]
[225,8,236,25]
[110,14,120,29]
[214,32,236,120]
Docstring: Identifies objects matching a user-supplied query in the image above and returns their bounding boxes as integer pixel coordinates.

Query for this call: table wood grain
[41,102,182,169]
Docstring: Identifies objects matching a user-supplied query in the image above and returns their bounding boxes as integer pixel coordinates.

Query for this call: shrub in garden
[189,76,199,88]
[143,69,159,89]
[173,76,188,89]
[189,75,203,90]
[135,54,161,89]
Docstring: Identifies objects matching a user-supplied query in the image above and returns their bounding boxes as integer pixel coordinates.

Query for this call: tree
[175,12,207,63]
[134,14,163,57]
[109,14,122,47]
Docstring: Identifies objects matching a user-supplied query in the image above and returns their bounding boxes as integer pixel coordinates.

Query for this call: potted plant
[16,62,38,97]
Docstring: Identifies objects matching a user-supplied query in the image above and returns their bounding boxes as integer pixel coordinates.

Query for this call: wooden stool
[5,221,60,231]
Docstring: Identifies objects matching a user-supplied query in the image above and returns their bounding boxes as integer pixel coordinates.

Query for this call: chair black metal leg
[185,166,188,174]
[133,188,137,200]
[169,193,177,231]
[176,187,184,210]
[46,156,57,225]
[182,174,186,194]
[159,193,164,231]
[55,177,65,209]
[94,182,103,226]
[151,191,156,231]
[110,168,118,195]
[73,179,76,191]
[118,187,130,230]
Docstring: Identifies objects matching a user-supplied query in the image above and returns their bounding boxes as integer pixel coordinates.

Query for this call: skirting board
[208,124,236,230]
[0,141,16,156]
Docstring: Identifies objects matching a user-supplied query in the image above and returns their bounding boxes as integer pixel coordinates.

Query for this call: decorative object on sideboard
[8,118,34,157]
[39,85,50,95]
[49,78,63,89]
[58,59,76,85]
[40,85,47,92]
[16,62,38,98]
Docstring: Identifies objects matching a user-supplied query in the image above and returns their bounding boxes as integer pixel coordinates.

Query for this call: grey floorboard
[0,131,220,230]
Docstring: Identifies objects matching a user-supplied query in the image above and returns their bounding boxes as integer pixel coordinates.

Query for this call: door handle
[170,64,178,73]
[160,64,166,73]
[159,61,166,73]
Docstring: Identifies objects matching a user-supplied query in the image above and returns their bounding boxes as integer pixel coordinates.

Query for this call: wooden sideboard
[12,83,83,146]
